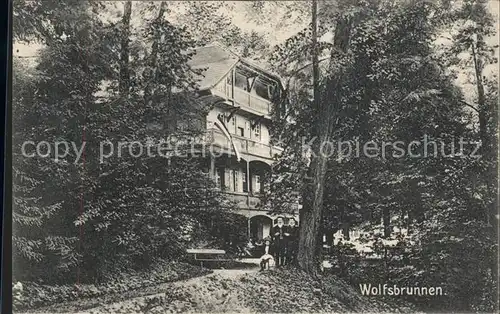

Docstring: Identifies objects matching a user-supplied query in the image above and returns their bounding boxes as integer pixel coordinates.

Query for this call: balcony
[213,82,271,116]
[248,195,261,208]
[233,88,270,114]
[205,128,283,160]
[225,191,262,210]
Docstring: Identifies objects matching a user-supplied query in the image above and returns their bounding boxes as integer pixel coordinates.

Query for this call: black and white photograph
[11,0,499,313]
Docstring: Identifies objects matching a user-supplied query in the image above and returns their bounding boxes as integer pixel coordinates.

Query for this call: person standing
[271,217,287,267]
[285,218,299,265]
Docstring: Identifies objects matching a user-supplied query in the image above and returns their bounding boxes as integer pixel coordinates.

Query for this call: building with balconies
[187,44,299,242]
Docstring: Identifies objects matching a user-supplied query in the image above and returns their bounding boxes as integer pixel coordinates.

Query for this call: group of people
[258,217,299,271]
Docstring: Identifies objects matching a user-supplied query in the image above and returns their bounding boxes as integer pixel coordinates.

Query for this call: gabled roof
[188,45,239,90]
[188,44,283,91]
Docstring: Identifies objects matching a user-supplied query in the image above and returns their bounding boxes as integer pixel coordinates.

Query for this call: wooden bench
[186,249,231,268]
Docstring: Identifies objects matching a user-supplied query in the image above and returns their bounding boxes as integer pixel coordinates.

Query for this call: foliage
[12,0,498,312]
[173,1,271,61]
[267,0,497,312]
[13,0,111,283]
[12,0,239,286]
[12,261,211,311]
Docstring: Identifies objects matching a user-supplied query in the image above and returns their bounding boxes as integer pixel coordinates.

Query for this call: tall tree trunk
[149,2,167,75]
[119,1,132,96]
[297,0,325,275]
[297,1,352,275]
[472,39,499,302]
[144,2,168,115]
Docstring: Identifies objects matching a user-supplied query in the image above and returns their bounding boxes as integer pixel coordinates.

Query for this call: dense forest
[12,0,498,313]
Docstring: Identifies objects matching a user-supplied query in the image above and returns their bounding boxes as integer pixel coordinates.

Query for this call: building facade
[189,44,299,242]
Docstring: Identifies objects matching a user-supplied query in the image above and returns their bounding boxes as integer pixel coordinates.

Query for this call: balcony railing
[224,192,249,208]
[213,82,271,116]
[248,195,261,208]
[224,191,262,209]
[205,128,283,160]
[233,88,270,114]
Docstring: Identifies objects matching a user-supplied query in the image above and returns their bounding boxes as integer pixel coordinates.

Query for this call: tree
[13,0,239,284]
[12,0,111,283]
[172,1,271,61]
[444,0,498,294]
[75,1,238,279]
[273,0,356,274]
[267,1,497,309]
[118,1,132,96]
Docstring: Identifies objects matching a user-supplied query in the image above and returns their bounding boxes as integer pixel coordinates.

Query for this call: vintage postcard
[10,0,499,313]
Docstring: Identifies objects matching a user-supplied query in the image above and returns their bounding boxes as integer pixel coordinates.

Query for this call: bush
[328,221,496,313]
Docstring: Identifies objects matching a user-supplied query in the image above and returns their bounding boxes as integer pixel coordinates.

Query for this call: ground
[84,270,254,314]
[20,265,417,314]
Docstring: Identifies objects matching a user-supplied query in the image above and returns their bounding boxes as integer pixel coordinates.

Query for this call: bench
[186,249,231,267]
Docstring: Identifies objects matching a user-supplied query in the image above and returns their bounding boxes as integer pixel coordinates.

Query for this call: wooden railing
[248,195,261,208]
[224,191,262,209]
[213,82,271,116]
[233,88,270,114]
[205,128,283,159]
[224,192,249,208]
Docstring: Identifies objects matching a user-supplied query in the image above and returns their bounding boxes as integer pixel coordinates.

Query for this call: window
[234,170,239,192]
[227,169,235,191]
[242,170,248,192]
[253,123,261,141]
[237,117,248,138]
[217,113,225,124]
[279,99,287,120]
[224,169,241,192]
[245,121,251,137]
[230,116,236,134]
[215,168,224,190]
[253,79,270,100]
[251,78,279,101]
[268,85,275,99]
[235,71,249,91]
[254,175,261,194]
[235,68,258,92]
[269,84,280,102]
[201,164,210,175]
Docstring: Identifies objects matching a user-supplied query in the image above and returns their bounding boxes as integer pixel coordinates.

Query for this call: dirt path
[18,269,257,314]
[77,269,257,314]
